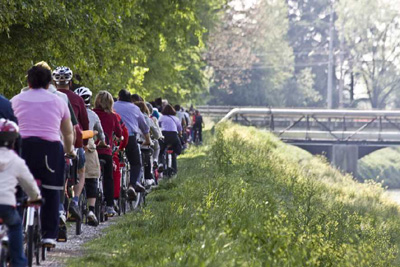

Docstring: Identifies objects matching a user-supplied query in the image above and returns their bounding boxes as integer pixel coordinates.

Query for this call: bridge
[198,106,400,176]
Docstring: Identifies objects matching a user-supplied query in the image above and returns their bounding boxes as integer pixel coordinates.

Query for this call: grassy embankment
[69,122,400,266]
[359,147,400,189]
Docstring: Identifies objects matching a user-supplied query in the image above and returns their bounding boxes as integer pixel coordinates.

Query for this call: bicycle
[60,151,87,239]
[161,147,176,178]
[22,198,45,267]
[96,159,107,222]
[193,128,201,145]
[118,150,130,215]
[0,220,8,267]
[129,143,151,210]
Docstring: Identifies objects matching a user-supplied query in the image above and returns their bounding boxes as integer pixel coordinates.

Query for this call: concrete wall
[331,145,359,176]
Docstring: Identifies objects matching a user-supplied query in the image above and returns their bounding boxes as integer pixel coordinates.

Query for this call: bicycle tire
[120,188,127,214]
[27,225,34,267]
[41,245,46,261]
[34,222,40,265]
[0,245,8,267]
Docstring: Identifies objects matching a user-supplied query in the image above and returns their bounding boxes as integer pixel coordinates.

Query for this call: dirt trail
[35,215,123,267]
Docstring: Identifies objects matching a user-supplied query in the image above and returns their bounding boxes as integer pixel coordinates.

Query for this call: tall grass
[69,122,400,266]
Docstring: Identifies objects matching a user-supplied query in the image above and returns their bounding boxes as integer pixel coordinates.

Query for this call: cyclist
[11,65,74,247]
[131,94,143,102]
[134,101,161,186]
[0,95,17,123]
[146,102,163,167]
[53,66,89,221]
[0,119,41,267]
[113,89,150,200]
[192,110,204,144]
[158,104,182,173]
[74,87,106,226]
[174,104,188,148]
[112,112,129,211]
[93,91,122,217]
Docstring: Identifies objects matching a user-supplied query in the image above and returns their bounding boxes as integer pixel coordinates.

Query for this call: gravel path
[35,215,123,267]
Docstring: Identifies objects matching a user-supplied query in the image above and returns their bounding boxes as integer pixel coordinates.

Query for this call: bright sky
[229,0,258,10]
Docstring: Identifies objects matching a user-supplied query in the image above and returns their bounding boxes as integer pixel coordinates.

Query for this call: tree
[0,0,224,104]
[286,0,335,107]
[206,0,295,106]
[337,0,400,108]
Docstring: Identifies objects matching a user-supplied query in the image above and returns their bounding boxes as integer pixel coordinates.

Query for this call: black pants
[85,179,98,199]
[159,131,182,171]
[193,126,202,142]
[98,154,113,207]
[141,149,153,180]
[21,137,64,239]
[125,135,142,185]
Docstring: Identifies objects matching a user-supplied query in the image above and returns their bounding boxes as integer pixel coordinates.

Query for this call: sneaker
[106,206,117,217]
[69,201,82,221]
[134,182,146,193]
[145,179,155,187]
[42,238,56,248]
[87,211,99,226]
[59,213,66,227]
[127,186,137,201]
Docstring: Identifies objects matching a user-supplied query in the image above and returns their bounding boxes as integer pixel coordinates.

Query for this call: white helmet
[52,66,73,84]
[74,87,92,106]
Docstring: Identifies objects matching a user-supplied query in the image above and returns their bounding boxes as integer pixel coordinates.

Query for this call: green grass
[69,122,400,266]
[359,147,400,189]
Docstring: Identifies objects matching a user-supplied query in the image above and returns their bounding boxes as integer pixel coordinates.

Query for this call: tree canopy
[0,0,224,103]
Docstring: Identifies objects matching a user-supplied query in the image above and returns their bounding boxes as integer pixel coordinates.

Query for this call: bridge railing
[207,107,400,144]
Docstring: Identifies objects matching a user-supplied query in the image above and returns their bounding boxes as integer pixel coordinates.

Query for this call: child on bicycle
[0,119,41,267]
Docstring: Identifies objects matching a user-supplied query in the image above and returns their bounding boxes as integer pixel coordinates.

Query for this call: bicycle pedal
[56,227,67,242]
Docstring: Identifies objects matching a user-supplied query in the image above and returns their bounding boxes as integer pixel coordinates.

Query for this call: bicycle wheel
[0,242,8,267]
[26,225,34,267]
[41,245,46,261]
[34,223,40,265]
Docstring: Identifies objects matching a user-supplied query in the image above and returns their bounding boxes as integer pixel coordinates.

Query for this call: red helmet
[0,118,19,144]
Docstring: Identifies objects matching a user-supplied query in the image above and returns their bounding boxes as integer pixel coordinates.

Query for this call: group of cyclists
[0,62,204,267]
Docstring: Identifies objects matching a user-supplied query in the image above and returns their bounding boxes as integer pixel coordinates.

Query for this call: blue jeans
[0,205,27,267]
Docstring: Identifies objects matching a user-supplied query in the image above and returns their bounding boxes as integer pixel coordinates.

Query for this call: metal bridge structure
[198,106,400,176]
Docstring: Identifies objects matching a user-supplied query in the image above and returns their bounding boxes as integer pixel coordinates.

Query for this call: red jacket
[58,89,89,146]
[114,112,129,150]
[93,108,122,155]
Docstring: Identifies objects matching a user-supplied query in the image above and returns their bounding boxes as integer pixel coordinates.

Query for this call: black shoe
[127,186,137,201]
[134,183,146,193]
[69,201,82,221]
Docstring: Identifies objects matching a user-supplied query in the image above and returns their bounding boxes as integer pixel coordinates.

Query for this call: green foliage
[207,0,295,106]
[337,0,400,108]
[70,123,400,266]
[0,0,224,103]
[359,147,400,189]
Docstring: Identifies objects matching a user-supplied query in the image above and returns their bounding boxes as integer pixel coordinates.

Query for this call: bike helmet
[74,87,92,106]
[52,66,73,84]
[0,119,19,147]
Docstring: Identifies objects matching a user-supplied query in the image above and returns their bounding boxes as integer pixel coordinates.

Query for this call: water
[386,189,400,205]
